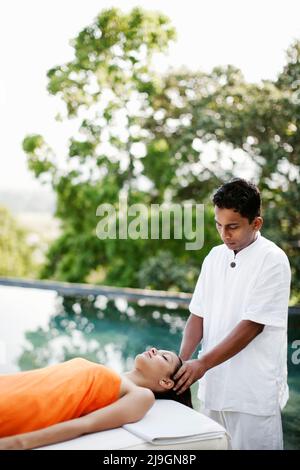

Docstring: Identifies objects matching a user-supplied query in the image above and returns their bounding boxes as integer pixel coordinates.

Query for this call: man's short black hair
[212,178,261,223]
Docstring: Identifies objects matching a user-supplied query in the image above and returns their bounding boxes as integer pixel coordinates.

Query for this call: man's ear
[158,378,174,390]
[254,216,263,231]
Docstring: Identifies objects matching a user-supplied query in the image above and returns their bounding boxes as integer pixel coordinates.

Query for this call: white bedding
[37,400,229,450]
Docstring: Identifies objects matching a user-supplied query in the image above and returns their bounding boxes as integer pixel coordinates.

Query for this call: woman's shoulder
[119,376,142,397]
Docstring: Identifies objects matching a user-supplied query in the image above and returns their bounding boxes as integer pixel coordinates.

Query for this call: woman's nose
[151,347,157,355]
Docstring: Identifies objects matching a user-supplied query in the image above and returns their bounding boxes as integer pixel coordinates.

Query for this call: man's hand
[173,358,207,395]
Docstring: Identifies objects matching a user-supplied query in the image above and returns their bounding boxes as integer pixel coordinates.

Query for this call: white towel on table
[124,400,227,445]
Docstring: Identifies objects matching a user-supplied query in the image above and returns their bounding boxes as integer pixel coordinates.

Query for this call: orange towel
[0,358,121,436]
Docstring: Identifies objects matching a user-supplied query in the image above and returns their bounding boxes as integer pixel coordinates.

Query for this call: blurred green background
[0,6,299,302]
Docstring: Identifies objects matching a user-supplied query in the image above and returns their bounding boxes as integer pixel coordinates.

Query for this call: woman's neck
[123,370,153,390]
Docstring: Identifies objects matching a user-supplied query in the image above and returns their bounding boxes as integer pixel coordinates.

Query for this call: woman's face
[134,347,181,391]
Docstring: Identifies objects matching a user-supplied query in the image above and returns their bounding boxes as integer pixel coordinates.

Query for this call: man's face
[214,206,263,253]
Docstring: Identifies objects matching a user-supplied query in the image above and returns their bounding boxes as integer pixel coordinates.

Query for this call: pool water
[0,285,299,449]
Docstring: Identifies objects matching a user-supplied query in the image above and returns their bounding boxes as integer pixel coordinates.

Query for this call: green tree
[0,206,35,277]
[23,7,209,290]
[142,55,300,299]
[23,8,300,299]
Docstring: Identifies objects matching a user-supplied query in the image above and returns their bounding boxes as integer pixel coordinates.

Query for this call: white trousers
[203,407,283,450]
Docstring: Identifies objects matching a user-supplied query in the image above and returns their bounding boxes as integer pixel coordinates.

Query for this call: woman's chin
[134,354,147,367]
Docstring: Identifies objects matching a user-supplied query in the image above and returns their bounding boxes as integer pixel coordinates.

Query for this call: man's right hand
[173,358,207,395]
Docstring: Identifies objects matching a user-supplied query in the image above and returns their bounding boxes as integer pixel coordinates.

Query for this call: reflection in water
[284,314,300,450]
[17,294,188,374]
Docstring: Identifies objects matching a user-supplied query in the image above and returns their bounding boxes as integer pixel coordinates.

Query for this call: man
[174,178,291,450]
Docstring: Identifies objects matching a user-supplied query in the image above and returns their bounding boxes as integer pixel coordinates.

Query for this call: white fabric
[124,399,227,445]
[37,427,144,450]
[203,407,283,450]
[37,427,228,450]
[189,232,291,416]
[36,400,229,450]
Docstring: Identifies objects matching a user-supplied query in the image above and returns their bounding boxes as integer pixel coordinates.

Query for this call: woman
[0,347,192,449]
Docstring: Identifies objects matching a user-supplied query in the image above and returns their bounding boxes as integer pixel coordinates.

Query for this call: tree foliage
[0,206,35,277]
[23,8,300,299]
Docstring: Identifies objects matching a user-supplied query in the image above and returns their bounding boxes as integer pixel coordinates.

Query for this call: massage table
[37,400,229,450]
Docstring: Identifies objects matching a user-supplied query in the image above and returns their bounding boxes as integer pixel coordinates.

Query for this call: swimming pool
[0,285,299,449]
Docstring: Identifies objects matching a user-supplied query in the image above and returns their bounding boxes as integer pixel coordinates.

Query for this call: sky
[0,0,299,191]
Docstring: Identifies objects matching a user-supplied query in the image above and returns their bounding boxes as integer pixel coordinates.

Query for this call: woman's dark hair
[212,178,261,223]
[154,356,193,409]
